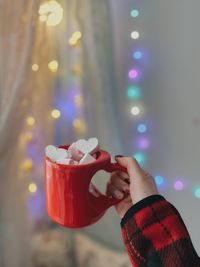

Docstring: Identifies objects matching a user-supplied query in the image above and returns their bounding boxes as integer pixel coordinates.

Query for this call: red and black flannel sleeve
[121,195,200,267]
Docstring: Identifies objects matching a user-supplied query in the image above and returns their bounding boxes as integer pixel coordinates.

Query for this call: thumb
[115,156,143,181]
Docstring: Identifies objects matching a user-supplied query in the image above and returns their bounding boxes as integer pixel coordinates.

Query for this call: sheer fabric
[0,1,55,266]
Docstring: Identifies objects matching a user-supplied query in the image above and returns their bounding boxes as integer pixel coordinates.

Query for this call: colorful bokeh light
[133,153,145,165]
[128,69,139,79]
[130,9,139,18]
[133,51,143,60]
[137,137,150,149]
[137,124,147,133]
[174,180,185,191]
[155,175,165,186]
[127,86,141,100]
[194,187,200,199]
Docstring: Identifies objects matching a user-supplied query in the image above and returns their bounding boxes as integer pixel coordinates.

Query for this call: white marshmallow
[45,145,71,162]
[56,148,71,160]
[79,153,96,164]
[45,145,57,161]
[75,137,99,155]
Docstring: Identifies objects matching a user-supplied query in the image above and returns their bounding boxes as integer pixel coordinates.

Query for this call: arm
[121,194,200,267]
[106,156,200,267]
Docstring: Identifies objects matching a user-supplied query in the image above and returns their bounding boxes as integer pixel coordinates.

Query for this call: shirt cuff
[120,194,165,228]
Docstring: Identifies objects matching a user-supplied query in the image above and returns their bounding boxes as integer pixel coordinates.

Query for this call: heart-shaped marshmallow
[45,145,57,161]
[75,138,99,155]
[79,153,96,164]
[45,145,71,161]
[56,148,71,161]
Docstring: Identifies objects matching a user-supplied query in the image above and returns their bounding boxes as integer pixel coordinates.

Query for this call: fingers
[107,172,130,199]
[106,182,124,199]
[113,156,159,206]
[111,172,130,192]
[115,156,143,181]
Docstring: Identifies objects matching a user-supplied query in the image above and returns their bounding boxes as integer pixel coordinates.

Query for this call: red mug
[45,145,127,228]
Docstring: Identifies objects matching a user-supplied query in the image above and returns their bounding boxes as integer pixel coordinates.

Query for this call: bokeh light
[48,60,59,72]
[130,9,139,18]
[133,51,142,60]
[155,175,165,186]
[133,153,145,165]
[51,109,61,119]
[26,116,35,126]
[194,187,200,199]
[73,31,82,40]
[73,119,86,134]
[131,106,140,116]
[68,31,82,47]
[137,124,147,133]
[21,159,33,172]
[174,180,185,191]
[137,137,150,149]
[38,1,64,26]
[29,183,37,193]
[32,64,39,72]
[74,95,84,107]
[131,31,140,40]
[128,69,139,79]
[126,86,141,100]
[24,132,33,143]
[69,37,78,46]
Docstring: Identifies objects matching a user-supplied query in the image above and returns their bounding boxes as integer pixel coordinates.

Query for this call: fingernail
[115,155,123,158]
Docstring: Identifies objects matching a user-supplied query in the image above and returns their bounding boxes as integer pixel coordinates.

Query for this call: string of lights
[128,6,200,199]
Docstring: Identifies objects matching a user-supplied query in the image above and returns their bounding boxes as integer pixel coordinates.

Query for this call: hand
[106,156,159,218]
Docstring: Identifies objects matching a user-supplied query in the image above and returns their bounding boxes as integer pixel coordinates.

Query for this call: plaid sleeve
[121,194,200,267]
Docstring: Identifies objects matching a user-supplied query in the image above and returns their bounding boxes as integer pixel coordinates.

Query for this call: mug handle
[88,162,129,210]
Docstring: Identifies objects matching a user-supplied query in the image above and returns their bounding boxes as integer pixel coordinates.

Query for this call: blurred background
[0,0,200,266]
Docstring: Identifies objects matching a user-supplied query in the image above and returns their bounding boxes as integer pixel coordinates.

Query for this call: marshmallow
[56,148,71,160]
[45,145,57,161]
[68,142,84,161]
[45,145,71,161]
[75,137,99,155]
[79,153,96,165]
[45,138,99,165]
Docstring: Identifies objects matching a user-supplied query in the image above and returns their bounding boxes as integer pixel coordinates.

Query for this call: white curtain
[0,0,55,266]
[0,1,129,266]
